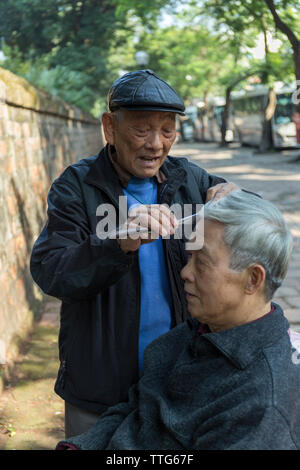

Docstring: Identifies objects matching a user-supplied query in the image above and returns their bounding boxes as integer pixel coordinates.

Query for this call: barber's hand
[206,182,239,203]
[117,204,179,254]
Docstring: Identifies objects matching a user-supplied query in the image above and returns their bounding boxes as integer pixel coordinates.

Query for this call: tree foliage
[0,0,298,117]
[0,0,125,113]
[135,25,243,101]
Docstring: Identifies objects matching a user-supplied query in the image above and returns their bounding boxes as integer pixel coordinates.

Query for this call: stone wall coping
[0,67,100,125]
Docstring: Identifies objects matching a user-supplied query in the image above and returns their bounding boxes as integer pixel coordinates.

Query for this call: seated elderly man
[57,190,300,450]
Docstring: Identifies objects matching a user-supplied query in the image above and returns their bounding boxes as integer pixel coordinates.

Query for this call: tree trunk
[221,87,232,147]
[200,90,208,141]
[294,43,300,84]
[293,43,300,115]
[264,0,300,143]
[259,88,277,152]
[264,0,300,113]
[292,45,300,144]
[179,118,185,142]
[199,112,205,141]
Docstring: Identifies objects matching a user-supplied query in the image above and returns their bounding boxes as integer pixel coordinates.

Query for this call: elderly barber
[57,191,300,450]
[30,69,237,438]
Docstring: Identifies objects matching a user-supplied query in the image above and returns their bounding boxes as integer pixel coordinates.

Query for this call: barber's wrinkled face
[181,219,248,331]
[102,109,176,178]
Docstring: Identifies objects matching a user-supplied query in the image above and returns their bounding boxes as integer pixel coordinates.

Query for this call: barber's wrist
[117,237,140,254]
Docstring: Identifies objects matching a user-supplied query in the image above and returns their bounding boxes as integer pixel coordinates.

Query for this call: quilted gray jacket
[57,303,300,450]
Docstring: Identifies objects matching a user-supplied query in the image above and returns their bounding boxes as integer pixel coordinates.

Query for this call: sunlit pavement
[173,141,300,331]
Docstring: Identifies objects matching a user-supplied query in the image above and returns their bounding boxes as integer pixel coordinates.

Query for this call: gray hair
[204,190,293,301]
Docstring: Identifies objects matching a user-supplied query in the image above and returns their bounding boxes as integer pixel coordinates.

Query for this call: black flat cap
[108,69,185,115]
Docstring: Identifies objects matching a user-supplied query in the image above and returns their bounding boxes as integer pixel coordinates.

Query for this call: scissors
[111,209,203,238]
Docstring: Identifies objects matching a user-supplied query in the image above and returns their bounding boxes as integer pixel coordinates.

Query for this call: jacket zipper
[136,256,141,371]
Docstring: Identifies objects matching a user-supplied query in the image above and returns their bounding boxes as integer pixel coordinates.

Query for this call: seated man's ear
[245,264,266,296]
[102,112,115,146]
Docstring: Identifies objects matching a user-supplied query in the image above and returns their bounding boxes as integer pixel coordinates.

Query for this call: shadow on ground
[0,321,64,450]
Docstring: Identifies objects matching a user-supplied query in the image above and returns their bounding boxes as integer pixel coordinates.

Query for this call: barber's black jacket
[30,145,225,413]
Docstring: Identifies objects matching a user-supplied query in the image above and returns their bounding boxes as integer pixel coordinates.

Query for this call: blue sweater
[123,177,173,370]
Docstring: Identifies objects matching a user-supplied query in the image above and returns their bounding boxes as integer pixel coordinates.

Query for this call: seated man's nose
[181,260,196,282]
[181,265,190,281]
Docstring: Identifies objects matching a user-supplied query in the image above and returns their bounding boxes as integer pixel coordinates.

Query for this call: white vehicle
[193,98,235,143]
[231,86,300,148]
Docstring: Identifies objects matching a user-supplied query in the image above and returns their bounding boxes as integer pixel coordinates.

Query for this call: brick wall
[0,67,102,385]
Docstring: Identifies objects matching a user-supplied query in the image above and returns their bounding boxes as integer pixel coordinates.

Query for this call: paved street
[173,141,300,331]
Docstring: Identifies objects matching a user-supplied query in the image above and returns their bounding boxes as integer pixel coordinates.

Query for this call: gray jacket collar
[190,303,289,370]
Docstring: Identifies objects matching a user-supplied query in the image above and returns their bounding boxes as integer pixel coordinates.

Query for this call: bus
[193,98,235,144]
[231,86,300,148]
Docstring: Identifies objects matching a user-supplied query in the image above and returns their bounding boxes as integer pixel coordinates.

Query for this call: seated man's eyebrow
[186,246,213,262]
[198,246,213,261]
